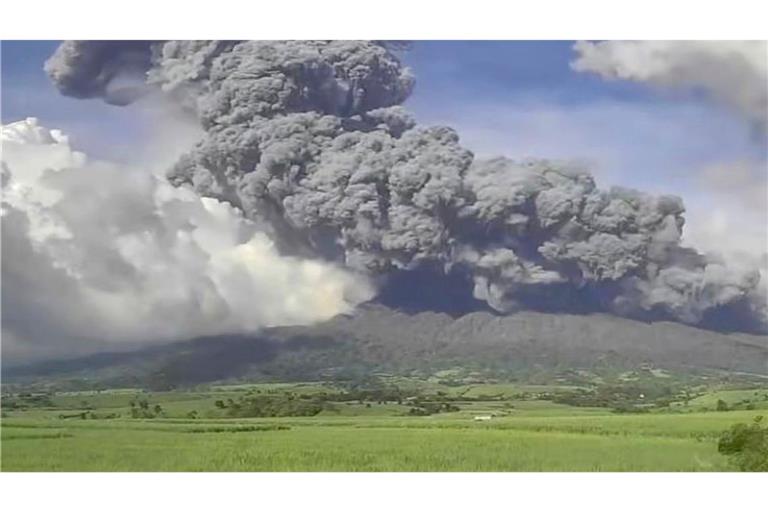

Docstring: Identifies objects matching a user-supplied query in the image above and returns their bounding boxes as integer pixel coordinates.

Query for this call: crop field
[3,378,767,471]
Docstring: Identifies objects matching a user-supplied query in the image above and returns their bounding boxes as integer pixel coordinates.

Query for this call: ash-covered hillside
[5,305,767,390]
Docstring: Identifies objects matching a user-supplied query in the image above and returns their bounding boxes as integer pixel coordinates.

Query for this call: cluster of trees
[129,399,164,419]
[407,402,461,416]
[214,395,326,418]
[313,386,409,404]
[716,399,730,412]
[321,384,487,405]
[551,383,677,412]
[208,385,467,418]
[2,393,54,410]
[718,416,768,471]
[58,411,121,420]
[324,386,464,415]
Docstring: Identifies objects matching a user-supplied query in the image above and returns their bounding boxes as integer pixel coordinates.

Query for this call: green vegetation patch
[3,372,767,471]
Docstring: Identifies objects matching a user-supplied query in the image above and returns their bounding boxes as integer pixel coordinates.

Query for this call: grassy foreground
[4,410,765,471]
[3,378,766,471]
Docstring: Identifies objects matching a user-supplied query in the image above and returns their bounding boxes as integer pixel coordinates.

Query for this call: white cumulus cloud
[571,40,768,130]
[1,118,373,362]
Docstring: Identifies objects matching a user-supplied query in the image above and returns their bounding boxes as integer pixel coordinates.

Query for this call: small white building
[474,415,493,421]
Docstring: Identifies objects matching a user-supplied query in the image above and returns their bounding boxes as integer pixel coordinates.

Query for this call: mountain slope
[5,305,768,389]
[272,305,768,373]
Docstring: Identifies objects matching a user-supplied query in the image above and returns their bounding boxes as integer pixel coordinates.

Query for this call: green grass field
[1,419,731,471]
[3,379,766,471]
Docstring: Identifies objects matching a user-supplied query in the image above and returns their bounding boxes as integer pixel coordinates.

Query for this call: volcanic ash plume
[44,40,767,331]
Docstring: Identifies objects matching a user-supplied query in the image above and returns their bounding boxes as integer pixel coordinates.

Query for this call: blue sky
[2,40,764,203]
[400,41,764,195]
[2,40,151,161]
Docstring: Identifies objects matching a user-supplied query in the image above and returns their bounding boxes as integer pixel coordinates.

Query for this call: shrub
[718,416,768,471]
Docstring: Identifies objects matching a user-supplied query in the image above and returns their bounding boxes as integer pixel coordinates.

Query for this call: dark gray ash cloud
[44,40,767,331]
[44,40,156,105]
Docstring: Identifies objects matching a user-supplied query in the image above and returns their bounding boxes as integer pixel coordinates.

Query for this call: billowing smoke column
[45,40,766,330]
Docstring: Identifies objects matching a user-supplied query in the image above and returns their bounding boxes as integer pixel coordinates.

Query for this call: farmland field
[3,377,767,471]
